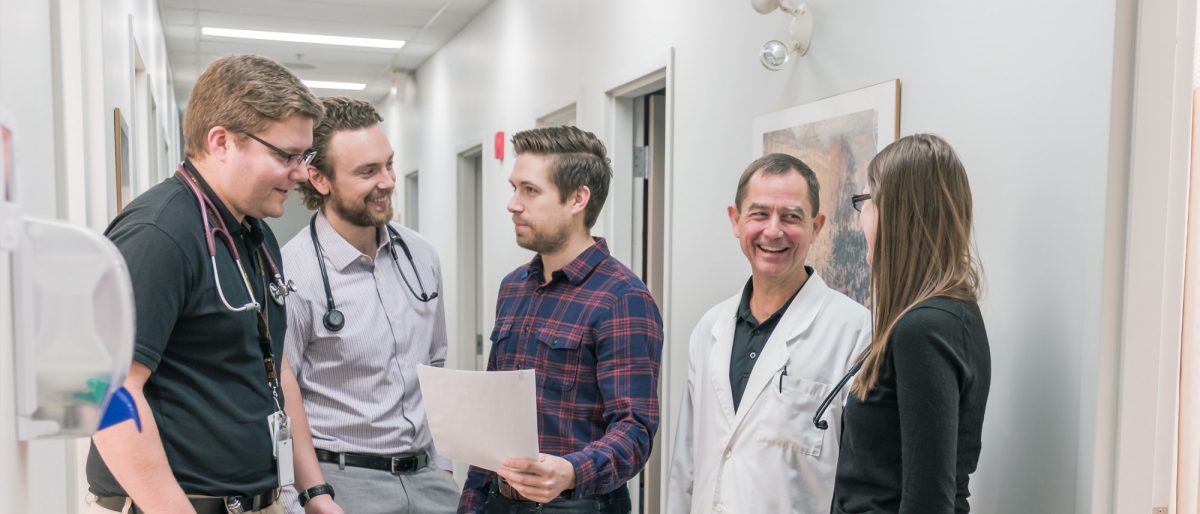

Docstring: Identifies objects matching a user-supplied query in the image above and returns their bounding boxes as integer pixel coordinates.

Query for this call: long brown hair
[850,133,981,400]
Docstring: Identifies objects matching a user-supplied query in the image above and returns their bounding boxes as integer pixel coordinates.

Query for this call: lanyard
[253,251,284,414]
[182,164,284,410]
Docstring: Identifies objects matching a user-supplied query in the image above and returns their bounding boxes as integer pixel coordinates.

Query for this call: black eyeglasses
[245,133,317,168]
[851,193,872,212]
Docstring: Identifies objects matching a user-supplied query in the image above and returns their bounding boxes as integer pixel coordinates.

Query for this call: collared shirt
[729,270,807,411]
[281,211,450,469]
[458,238,664,512]
[87,164,287,497]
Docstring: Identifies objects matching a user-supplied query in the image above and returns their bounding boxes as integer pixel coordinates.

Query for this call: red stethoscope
[177,162,294,312]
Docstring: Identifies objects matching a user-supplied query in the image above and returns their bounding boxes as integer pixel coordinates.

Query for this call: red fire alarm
[494,131,505,161]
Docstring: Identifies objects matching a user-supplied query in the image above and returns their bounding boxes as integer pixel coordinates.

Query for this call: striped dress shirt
[281,211,450,470]
[459,238,664,512]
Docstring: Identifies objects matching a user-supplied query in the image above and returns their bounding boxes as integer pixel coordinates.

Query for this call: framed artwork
[114,108,131,212]
[751,79,900,306]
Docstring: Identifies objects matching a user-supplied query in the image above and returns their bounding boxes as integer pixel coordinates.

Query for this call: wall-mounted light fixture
[751,0,814,71]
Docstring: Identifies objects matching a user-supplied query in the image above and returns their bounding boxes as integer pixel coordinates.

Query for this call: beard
[516,219,572,255]
[330,188,393,227]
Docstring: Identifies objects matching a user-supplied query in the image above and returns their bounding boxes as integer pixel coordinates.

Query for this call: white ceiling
[159,0,492,105]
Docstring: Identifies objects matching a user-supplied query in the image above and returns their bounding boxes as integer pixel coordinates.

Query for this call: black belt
[95,490,278,514]
[315,448,429,474]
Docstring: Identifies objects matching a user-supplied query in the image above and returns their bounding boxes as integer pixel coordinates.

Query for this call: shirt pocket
[487,323,518,368]
[534,327,584,391]
[763,374,830,458]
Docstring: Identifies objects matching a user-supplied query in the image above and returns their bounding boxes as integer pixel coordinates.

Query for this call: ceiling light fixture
[302,80,367,91]
[202,27,406,50]
[751,0,814,71]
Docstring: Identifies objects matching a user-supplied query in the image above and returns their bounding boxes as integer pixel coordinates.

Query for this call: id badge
[267,411,295,487]
[277,438,294,487]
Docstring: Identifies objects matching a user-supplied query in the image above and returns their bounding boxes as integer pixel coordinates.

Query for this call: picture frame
[114,108,131,212]
[751,79,901,306]
[1,114,13,204]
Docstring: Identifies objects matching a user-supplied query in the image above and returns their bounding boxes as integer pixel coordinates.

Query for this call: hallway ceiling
[160,0,491,105]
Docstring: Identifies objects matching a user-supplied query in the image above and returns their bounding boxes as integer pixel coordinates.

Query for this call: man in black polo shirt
[86,55,343,514]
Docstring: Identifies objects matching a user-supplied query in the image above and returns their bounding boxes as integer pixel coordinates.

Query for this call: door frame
[599,48,676,514]
[456,144,485,373]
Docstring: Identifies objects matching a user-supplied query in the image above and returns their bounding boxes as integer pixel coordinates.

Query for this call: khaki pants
[84,496,284,514]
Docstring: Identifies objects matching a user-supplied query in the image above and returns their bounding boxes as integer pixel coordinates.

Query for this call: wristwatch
[298,483,336,507]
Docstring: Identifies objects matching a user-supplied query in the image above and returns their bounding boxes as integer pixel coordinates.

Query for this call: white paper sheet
[416,365,540,472]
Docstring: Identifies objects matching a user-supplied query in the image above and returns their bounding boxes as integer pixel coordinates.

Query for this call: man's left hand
[497,453,576,503]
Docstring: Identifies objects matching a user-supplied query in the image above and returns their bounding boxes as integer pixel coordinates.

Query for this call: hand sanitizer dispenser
[11,216,140,439]
[1,108,138,440]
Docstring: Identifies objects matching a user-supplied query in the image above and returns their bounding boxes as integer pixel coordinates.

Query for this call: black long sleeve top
[831,296,991,514]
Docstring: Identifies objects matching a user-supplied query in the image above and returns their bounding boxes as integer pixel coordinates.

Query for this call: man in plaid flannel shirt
[457,126,664,514]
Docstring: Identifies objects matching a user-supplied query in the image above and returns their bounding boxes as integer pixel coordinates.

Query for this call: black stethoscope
[178,162,294,311]
[309,212,438,332]
[812,359,863,430]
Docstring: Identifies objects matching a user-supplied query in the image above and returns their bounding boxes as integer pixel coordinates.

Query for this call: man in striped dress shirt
[458,126,664,514]
[279,97,459,514]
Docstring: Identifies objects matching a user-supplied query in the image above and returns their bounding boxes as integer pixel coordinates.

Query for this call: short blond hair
[183,54,323,159]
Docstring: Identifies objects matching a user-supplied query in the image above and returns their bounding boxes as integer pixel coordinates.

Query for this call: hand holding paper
[498,453,577,503]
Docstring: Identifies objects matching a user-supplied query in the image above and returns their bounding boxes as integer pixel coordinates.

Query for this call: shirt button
[716,504,725,513]
[723,449,732,459]
[524,325,532,333]
[750,352,757,359]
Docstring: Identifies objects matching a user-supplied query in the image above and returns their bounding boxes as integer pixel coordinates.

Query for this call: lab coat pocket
[534,328,583,391]
[765,375,830,458]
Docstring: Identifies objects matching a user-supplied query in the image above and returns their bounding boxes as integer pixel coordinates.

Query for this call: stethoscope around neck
[812,359,864,430]
[177,162,295,311]
[309,212,438,332]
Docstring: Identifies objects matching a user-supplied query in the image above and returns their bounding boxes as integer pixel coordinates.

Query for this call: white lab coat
[667,273,870,514]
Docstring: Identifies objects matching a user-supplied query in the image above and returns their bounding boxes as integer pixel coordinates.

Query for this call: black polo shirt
[729,268,809,411]
[86,163,287,497]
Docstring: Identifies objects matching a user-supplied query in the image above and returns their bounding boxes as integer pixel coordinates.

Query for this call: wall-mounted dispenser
[7,210,140,439]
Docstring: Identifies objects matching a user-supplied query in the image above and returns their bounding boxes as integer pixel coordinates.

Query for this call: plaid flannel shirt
[458,238,663,512]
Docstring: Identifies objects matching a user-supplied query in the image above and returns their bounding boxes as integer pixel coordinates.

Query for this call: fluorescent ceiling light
[303,80,367,91]
[202,27,405,50]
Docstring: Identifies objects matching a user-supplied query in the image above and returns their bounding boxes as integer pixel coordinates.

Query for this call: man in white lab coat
[667,153,871,514]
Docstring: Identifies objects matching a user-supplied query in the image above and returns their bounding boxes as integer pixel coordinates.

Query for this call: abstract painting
[751,80,900,306]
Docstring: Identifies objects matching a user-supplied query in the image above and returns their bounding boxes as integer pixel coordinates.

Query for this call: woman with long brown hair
[830,134,991,514]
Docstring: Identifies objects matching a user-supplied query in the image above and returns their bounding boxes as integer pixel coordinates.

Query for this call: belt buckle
[224,496,245,514]
[390,456,410,474]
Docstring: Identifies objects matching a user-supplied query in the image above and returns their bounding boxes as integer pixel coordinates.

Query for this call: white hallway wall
[407,1,1135,513]
[0,0,65,511]
[401,0,581,375]
[1,0,180,511]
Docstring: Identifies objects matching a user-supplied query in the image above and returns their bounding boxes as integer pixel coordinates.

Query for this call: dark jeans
[484,483,631,514]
